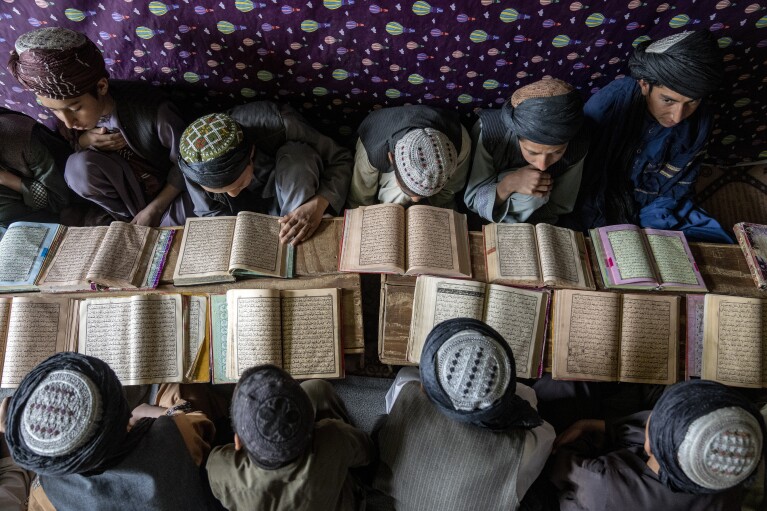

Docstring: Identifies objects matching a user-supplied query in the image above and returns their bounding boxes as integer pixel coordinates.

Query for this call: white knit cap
[21,370,102,457]
[677,406,763,491]
[435,330,511,412]
[394,128,457,197]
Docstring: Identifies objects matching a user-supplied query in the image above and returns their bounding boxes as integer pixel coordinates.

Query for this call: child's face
[639,81,702,129]
[37,78,109,131]
[519,138,568,171]
[201,162,255,198]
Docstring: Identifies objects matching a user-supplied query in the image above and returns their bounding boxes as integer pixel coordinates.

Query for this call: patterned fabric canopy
[0,0,765,164]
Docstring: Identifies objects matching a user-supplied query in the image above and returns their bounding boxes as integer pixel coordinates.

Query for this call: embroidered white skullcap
[394,128,457,197]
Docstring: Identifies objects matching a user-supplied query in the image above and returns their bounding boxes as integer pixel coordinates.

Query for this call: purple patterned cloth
[0,1,764,165]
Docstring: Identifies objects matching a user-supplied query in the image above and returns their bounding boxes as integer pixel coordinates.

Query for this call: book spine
[734,225,767,290]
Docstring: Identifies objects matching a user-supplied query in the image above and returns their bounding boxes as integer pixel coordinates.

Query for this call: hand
[278,195,329,246]
[129,404,168,427]
[79,127,127,152]
[499,166,553,198]
[131,204,164,227]
[0,397,9,434]
[553,419,605,452]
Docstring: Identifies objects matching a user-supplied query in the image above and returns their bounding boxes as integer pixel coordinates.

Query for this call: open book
[0,222,63,292]
[211,288,344,381]
[339,203,471,278]
[699,294,767,388]
[173,212,295,286]
[0,294,208,388]
[483,223,595,290]
[590,224,706,292]
[407,276,549,378]
[35,222,174,292]
[685,294,706,379]
[551,289,679,384]
[734,222,767,290]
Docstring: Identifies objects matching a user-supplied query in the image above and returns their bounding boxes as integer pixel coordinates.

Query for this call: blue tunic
[572,78,732,243]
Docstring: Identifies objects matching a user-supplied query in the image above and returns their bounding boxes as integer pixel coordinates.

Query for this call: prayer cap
[649,380,765,494]
[629,30,723,99]
[394,128,457,198]
[501,79,583,146]
[5,353,131,476]
[420,318,541,430]
[8,28,108,100]
[178,113,252,189]
[231,365,315,469]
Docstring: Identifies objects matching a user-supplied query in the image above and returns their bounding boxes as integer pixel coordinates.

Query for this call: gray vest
[374,383,525,511]
[41,416,217,511]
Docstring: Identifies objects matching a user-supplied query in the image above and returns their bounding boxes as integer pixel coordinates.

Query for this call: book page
[686,295,705,379]
[702,295,765,388]
[78,295,183,385]
[600,225,656,284]
[491,224,541,283]
[174,217,237,282]
[736,223,767,288]
[484,285,547,378]
[0,222,58,286]
[38,227,108,288]
[537,224,586,287]
[339,204,405,272]
[281,289,342,379]
[230,212,285,276]
[185,296,207,376]
[87,222,152,287]
[618,295,678,384]
[0,298,10,380]
[645,230,703,288]
[405,205,458,273]
[407,276,486,363]
[1,297,71,388]
[552,290,621,381]
[227,289,282,379]
[209,295,237,384]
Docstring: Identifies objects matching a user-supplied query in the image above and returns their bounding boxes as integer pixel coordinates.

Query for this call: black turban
[629,30,724,99]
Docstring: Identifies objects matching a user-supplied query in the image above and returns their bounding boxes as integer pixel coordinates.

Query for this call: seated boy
[347,105,470,209]
[464,79,588,225]
[549,379,765,510]
[206,365,374,510]
[372,318,555,510]
[9,27,193,227]
[178,106,352,245]
[5,353,220,511]
[0,108,72,227]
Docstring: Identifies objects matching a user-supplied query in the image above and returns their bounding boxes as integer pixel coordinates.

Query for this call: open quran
[173,212,295,286]
[406,275,549,378]
[339,203,472,278]
[590,224,706,292]
[551,289,679,384]
[483,223,595,290]
[0,294,209,388]
[210,288,344,382]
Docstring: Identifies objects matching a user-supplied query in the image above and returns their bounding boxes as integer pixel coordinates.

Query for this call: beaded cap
[179,113,244,164]
[394,127,457,198]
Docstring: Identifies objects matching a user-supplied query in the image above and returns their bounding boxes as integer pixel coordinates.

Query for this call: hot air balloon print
[34,0,51,7]
[542,19,560,28]
[332,69,353,80]
[757,15,767,28]
[552,34,580,47]
[371,43,388,51]
[160,67,177,74]
[148,2,179,16]
[632,35,651,47]
[369,4,387,13]
[385,89,402,98]
[281,5,300,13]
[500,8,530,22]
[180,50,196,58]
[471,30,499,43]
[430,28,449,37]
[570,2,588,11]
[262,23,280,31]
[103,58,120,66]
[28,18,48,27]
[716,0,731,9]
[513,35,532,43]
[112,12,130,22]
[412,1,443,15]
[257,70,275,82]
[585,13,616,27]
[457,14,476,22]
[627,0,645,8]
[313,87,329,96]
[669,14,697,27]
[136,26,164,39]
[241,88,257,98]
[457,94,474,104]
[346,20,364,29]
[416,52,433,61]
[717,37,733,48]
[301,20,331,32]
[183,72,202,83]
[386,22,415,35]
[626,21,644,30]
[495,58,509,67]
[483,79,502,89]
[745,3,764,14]
[324,0,354,9]
[217,21,247,34]
[64,8,96,22]
[178,25,196,33]
[98,31,117,40]
[406,41,422,50]
[194,5,215,14]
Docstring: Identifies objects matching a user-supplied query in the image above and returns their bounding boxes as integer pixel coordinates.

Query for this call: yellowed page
[1,297,71,388]
[184,295,208,379]
[552,290,621,381]
[536,224,589,289]
[702,295,765,388]
[487,223,541,285]
[230,211,286,277]
[281,288,343,379]
[339,204,406,273]
[227,289,282,379]
[405,205,462,276]
[618,294,679,384]
[407,276,486,363]
[86,222,154,288]
[174,217,237,285]
[645,233,700,287]
[605,228,655,281]
[0,298,10,381]
[37,226,108,290]
[78,295,183,385]
[484,285,547,378]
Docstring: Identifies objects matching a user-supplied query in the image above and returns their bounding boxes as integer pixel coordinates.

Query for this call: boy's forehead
[38,94,89,109]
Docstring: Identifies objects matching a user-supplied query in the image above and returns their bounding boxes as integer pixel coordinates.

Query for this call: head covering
[8,28,108,100]
[5,353,135,476]
[178,113,253,189]
[501,79,583,146]
[649,380,766,494]
[231,365,315,469]
[629,30,724,99]
[420,318,542,431]
[393,127,458,198]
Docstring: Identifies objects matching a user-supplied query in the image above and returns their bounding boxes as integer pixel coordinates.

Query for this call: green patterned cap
[179,113,245,164]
